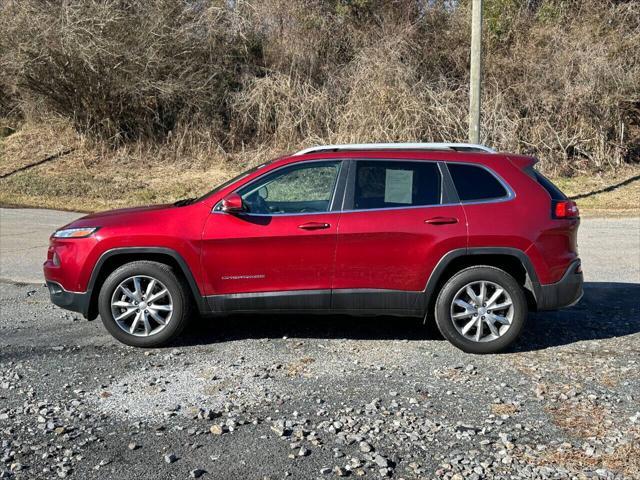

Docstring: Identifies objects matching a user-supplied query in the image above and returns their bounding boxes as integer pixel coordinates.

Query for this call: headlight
[53,227,99,238]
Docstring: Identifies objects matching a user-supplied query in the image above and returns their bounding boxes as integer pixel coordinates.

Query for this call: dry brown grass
[0,117,281,211]
[547,402,610,439]
[553,168,640,216]
[286,357,316,377]
[539,447,600,470]
[0,118,81,177]
[510,335,640,477]
[602,440,640,478]
[537,438,640,478]
[491,403,519,416]
[1,119,637,213]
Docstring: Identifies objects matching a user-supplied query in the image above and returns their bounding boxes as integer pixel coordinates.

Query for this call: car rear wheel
[98,261,191,347]
[434,266,527,354]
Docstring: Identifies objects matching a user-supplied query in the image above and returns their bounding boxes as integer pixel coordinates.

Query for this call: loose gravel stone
[209,425,224,435]
[359,441,372,453]
[163,453,178,464]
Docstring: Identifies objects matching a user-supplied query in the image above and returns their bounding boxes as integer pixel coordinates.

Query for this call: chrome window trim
[211,157,515,217]
[212,210,343,217]
[445,161,515,205]
[341,158,514,213]
[339,202,459,214]
[346,158,444,212]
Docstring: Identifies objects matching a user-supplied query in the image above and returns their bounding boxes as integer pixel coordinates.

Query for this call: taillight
[553,200,579,219]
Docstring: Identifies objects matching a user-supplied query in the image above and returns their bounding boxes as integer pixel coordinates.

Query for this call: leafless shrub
[333,38,446,144]
[231,73,333,148]
[0,0,638,172]
[0,0,260,143]
[482,0,640,172]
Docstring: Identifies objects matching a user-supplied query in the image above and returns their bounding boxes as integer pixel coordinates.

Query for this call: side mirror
[221,192,245,213]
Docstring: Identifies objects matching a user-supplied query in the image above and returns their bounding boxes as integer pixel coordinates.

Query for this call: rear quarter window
[531,169,567,200]
[447,163,508,202]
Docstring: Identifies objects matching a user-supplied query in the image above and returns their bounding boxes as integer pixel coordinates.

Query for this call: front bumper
[535,260,583,311]
[46,281,91,318]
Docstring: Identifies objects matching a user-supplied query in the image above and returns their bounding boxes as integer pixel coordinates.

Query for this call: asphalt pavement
[0,207,638,284]
[0,208,81,284]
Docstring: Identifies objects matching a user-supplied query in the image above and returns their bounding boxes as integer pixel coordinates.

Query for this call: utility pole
[468,0,483,144]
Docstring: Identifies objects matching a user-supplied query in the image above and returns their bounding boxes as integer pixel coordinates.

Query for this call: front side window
[238,161,341,215]
[353,161,441,210]
[447,163,508,202]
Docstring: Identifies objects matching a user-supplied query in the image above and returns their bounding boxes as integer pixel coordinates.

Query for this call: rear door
[332,159,467,313]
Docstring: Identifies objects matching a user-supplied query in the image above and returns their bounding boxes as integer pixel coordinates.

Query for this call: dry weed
[491,403,519,416]
[547,401,610,439]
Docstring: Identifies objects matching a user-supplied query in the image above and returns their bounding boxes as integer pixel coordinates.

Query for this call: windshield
[192,162,271,204]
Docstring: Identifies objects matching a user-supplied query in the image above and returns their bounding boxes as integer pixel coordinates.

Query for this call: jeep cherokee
[44,143,583,353]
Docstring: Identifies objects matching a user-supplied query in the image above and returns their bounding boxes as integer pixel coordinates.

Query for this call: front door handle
[425,216,458,225]
[298,222,330,230]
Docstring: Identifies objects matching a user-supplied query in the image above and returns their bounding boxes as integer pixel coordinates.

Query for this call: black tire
[98,261,191,347]
[434,266,527,354]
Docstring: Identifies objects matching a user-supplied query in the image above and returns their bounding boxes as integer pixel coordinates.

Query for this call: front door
[201,160,344,312]
[332,159,467,313]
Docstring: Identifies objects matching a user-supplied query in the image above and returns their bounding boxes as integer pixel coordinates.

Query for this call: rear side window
[532,169,567,200]
[354,161,441,210]
[448,163,508,202]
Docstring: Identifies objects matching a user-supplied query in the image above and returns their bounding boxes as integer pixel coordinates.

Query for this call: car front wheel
[98,261,191,347]
[435,266,527,354]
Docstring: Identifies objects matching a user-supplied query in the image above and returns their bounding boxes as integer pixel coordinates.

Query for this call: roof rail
[293,142,496,156]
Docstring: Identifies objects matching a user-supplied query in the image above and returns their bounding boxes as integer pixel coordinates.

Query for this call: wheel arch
[424,247,541,320]
[85,247,207,320]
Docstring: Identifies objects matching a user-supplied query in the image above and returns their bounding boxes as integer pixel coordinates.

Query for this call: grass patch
[2,159,637,214]
[491,403,519,416]
[546,401,609,438]
[0,160,237,212]
[552,168,640,216]
[0,121,264,211]
[286,357,316,377]
[536,438,640,478]
[1,121,638,214]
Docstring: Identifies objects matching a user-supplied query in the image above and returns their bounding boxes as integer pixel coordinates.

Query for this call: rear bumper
[46,281,91,318]
[535,260,583,310]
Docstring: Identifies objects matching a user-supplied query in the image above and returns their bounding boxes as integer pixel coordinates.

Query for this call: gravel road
[1,211,639,479]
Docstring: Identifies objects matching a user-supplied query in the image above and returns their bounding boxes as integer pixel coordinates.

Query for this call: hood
[78,204,172,220]
[61,204,174,230]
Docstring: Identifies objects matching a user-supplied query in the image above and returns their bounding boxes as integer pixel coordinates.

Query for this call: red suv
[44,143,583,353]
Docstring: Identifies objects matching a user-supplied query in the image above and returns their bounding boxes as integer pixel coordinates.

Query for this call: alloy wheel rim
[110,275,173,337]
[450,280,514,343]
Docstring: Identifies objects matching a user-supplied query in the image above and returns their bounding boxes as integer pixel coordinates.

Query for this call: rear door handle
[424,216,458,225]
[298,222,330,230]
